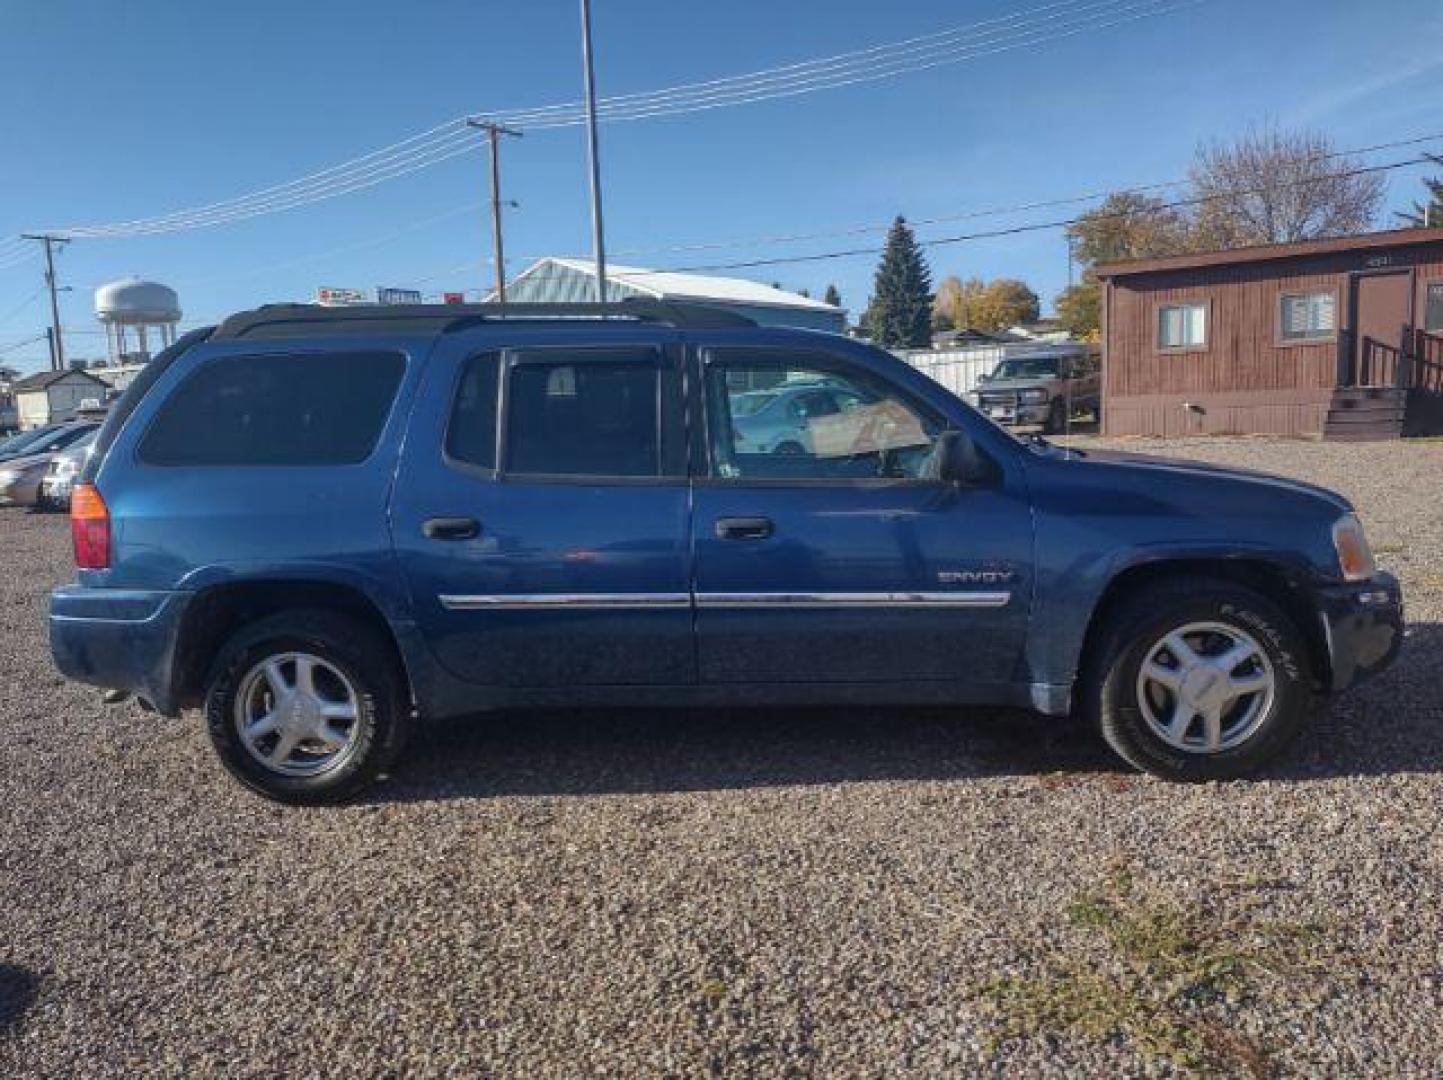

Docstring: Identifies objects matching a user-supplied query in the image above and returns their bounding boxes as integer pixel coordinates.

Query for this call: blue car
[48,301,1403,803]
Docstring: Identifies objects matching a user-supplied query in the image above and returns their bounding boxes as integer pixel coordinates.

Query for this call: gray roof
[11,368,110,393]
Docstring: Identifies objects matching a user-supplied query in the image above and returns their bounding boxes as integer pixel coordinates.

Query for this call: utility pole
[465,119,522,303]
[579,0,608,303]
[22,234,66,370]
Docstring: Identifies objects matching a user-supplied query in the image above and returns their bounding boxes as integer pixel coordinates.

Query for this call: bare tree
[1189,126,1385,249]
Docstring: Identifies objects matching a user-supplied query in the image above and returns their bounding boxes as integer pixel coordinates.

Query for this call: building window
[1158,302,1207,350]
[1279,290,1337,342]
[1426,283,1443,333]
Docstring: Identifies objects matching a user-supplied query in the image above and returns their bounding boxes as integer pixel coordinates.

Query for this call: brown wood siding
[1102,239,1443,436]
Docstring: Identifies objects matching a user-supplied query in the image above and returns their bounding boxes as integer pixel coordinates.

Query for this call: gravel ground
[2,436,1441,1077]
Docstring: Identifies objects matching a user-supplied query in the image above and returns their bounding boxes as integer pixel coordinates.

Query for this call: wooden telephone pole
[465,120,522,303]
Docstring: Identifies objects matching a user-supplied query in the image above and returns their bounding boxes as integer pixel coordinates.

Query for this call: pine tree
[1398,154,1443,228]
[864,217,932,349]
[823,283,842,308]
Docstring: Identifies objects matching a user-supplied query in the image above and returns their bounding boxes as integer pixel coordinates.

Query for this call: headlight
[1332,513,1376,582]
[0,470,17,487]
[1020,389,1049,404]
[52,458,78,479]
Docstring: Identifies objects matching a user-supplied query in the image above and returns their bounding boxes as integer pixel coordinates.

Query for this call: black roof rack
[211,298,755,340]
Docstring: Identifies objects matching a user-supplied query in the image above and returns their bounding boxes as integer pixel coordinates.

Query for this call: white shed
[11,368,111,429]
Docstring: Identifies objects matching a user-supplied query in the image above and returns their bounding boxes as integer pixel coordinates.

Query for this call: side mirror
[933,430,990,487]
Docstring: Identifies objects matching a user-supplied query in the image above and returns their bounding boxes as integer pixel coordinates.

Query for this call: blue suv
[49,301,1403,803]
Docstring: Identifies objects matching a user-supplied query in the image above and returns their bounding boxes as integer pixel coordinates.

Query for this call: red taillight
[71,484,110,570]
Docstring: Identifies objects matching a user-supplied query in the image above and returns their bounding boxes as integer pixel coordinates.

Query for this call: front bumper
[49,586,193,715]
[978,400,1050,425]
[1317,572,1404,692]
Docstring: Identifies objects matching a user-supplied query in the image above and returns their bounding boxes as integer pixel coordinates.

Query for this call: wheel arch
[1074,556,1331,698]
[171,578,416,711]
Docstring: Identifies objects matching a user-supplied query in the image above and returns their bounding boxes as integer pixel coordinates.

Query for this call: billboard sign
[442,291,466,305]
[315,286,370,307]
[376,287,424,306]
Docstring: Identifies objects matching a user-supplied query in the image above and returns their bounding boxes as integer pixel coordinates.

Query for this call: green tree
[1397,153,1443,228]
[823,283,842,308]
[864,217,933,349]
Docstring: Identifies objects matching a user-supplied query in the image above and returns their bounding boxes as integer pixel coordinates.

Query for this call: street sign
[315,287,369,307]
[442,292,465,305]
[376,287,423,306]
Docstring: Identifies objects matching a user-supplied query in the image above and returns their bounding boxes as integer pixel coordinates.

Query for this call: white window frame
[1278,289,1338,344]
[1157,301,1208,351]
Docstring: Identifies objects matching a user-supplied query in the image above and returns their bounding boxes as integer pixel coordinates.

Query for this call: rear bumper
[1317,572,1403,692]
[49,586,192,715]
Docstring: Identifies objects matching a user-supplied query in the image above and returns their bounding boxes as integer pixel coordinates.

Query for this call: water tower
[95,278,182,364]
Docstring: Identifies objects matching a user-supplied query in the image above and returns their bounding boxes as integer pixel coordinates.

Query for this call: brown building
[1096,227,1443,439]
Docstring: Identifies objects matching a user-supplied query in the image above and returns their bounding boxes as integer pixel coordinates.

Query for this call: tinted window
[138,351,404,466]
[706,352,940,481]
[445,352,500,469]
[505,353,659,477]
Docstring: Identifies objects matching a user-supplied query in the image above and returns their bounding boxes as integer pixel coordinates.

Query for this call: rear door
[391,328,695,687]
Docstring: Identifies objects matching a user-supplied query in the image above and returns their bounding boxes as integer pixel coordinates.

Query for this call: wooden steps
[1324,387,1407,441]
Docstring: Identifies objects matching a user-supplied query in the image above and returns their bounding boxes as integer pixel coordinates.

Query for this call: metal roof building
[497,257,846,333]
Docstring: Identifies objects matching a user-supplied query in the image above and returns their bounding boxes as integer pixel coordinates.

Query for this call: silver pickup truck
[969,348,1101,433]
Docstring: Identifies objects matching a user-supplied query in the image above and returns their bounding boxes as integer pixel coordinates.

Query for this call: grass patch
[975,864,1332,1075]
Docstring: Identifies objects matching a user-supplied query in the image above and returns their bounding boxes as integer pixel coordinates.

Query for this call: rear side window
[505,352,659,477]
[445,352,500,470]
[138,351,405,466]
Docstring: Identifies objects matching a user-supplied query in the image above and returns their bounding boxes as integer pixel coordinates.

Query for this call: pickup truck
[971,348,1100,432]
[48,301,1402,803]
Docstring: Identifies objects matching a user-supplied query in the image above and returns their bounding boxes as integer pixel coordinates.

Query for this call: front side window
[705,351,940,481]
[138,351,405,466]
[1426,283,1443,333]
[1279,290,1337,342]
[504,350,660,477]
[1158,302,1207,350]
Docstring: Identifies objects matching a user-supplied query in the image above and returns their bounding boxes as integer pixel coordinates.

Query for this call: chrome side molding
[440,591,1011,611]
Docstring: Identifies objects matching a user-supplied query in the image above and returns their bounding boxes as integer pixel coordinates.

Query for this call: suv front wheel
[204,609,409,804]
[1084,578,1316,781]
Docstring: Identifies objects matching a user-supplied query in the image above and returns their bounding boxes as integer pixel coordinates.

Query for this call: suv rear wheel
[204,610,408,804]
[1083,577,1316,781]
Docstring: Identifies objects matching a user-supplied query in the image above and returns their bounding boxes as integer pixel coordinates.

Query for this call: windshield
[0,425,59,457]
[988,358,1059,381]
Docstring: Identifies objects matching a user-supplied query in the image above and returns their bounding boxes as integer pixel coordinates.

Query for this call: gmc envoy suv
[49,301,1402,803]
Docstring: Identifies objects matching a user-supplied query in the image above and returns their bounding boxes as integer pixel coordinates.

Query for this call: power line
[28,0,1200,240]
[654,154,1436,275]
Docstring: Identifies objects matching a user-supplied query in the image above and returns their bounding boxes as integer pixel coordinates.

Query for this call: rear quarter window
[137,351,405,466]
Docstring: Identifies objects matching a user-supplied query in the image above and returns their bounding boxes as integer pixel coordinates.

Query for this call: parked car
[49,302,1401,804]
[970,348,1100,432]
[35,434,97,511]
[0,424,98,507]
[730,379,870,456]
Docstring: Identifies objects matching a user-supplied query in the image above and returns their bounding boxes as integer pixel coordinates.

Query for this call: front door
[1351,270,1413,386]
[391,330,694,686]
[689,344,1034,686]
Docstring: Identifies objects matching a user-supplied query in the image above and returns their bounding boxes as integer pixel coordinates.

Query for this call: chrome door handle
[715,516,773,540]
[422,516,481,540]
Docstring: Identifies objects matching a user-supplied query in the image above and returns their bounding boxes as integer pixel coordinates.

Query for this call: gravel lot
[2,436,1441,1077]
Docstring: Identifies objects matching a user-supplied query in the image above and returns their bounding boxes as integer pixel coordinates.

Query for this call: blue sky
[1,0,1441,371]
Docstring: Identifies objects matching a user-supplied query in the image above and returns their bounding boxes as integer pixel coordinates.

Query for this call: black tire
[1044,399,1067,434]
[1081,577,1317,782]
[205,609,409,805]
